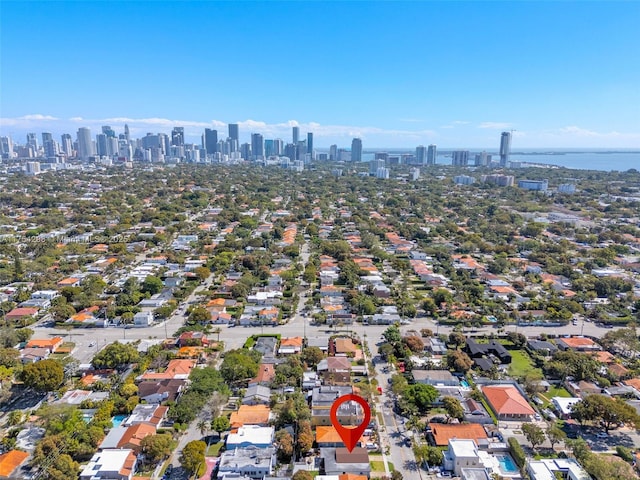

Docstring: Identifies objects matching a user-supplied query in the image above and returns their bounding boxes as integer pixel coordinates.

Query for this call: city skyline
[1,1,639,148]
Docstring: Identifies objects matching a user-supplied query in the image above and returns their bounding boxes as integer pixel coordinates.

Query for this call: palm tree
[212,327,222,342]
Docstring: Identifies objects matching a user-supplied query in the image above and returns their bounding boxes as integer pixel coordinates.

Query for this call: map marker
[330,393,372,452]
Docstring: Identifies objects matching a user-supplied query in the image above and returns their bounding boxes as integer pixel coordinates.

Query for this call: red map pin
[330,393,372,452]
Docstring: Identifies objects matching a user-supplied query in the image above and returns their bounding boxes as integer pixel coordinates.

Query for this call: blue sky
[1,1,639,148]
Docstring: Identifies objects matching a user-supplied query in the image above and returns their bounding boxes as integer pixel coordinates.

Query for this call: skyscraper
[0,136,14,158]
[264,139,275,157]
[102,125,116,137]
[76,127,94,161]
[452,150,469,167]
[171,127,185,146]
[351,138,362,162]
[26,133,38,150]
[292,126,299,144]
[329,144,337,161]
[96,134,108,156]
[427,144,437,165]
[228,124,239,143]
[251,133,264,160]
[273,139,283,156]
[60,134,73,157]
[124,124,131,143]
[500,131,511,167]
[307,132,313,154]
[415,145,427,165]
[204,128,218,155]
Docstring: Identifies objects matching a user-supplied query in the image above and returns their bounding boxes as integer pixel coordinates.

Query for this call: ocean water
[360,149,639,172]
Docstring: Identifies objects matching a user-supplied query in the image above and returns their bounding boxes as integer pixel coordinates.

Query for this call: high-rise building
[171,127,185,146]
[416,145,427,165]
[41,132,53,145]
[292,126,299,144]
[27,133,38,151]
[204,128,218,155]
[500,131,511,167]
[228,124,239,143]
[102,125,116,137]
[329,144,338,161]
[284,143,296,161]
[273,139,283,156]
[240,142,251,160]
[264,139,275,157]
[0,136,14,158]
[351,138,362,162]
[251,133,264,160]
[427,144,437,165]
[60,134,73,157]
[307,132,313,154]
[124,124,131,143]
[370,159,385,175]
[96,134,108,156]
[76,127,94,161]
[451,150,469,167]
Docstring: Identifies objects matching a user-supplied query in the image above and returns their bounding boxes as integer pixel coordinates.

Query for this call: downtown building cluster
[0,124,515,174]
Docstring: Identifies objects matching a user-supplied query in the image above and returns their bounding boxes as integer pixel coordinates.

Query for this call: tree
[413,444,443,467]
[506,331,527,348]
[442,396,465,422]
[275,429,294,463]
[0,347,19,368]
[522,372,546,397]
[45,454,80,480]
[92,341,139,369]
[141,275,164,295]
[546,423,566,450]
[220,349,260,385]
[211,416,230,437]
[297,420,314,453]
[301,346,324,368]
[445,350,473,373]
[571,394,640,432]
[21,359,64,392]
[51,303,76,322]
[141,433,175,463]
[180,440,206,474]
[403,335,424,353]
[522,422,546,451]
[194,266,210,282]
[382,325,402,344]
[188,305,210,324]
[292,471,313,480]
[402,384,438,413]
[448,332,466,349]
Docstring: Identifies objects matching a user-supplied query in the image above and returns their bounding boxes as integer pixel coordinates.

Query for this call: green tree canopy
[21,358,64,391]
[180,440,206,474]
[91,341,140,369]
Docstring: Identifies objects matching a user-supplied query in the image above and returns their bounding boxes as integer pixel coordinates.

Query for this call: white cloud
[20,114,58,121]
[478,122,513,129]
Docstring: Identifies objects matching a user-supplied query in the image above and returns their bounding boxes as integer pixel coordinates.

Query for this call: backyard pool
[497,454,518,474]
[112,414,128,428]
[460,380,470,388]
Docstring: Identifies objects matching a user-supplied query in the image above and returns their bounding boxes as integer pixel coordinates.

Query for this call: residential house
[278,337,303,355]
[481,385,535,421]
[19,347,49,363]
[527,340,558,356]
[316,426,365,448]
[250,363,276,386]
[317,356,351,386]
[242,385,272,406]
[334,338,358,357]
[428,423,488,447]
[25,336,63,353]
[99,423,156,452]
[320,448,371,477]
[133,311,154,327]
[312,386,360,427]
[80,449,137,480]
[177,331,209,347]
[5,307,39,323]
[123,404,168,428]
[226,426,275,450]
[462,398,494,424]
[253,337,278,357]
[556,337,601,352]
[230,405,271,429]
[413,370,459,387]
[140,359,195,381]
[466,339,512,364]
[551,397,581,419]
[217,446,276,479]
[443,439,486,477]
[527,458,591,480]
[565,380,601,398]
[0,450,29,479]
[137,379,186,404]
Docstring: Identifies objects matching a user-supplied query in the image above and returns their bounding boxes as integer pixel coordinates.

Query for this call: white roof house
[80,449,137,480]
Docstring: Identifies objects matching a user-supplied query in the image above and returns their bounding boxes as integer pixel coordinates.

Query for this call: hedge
[508,437,526,468]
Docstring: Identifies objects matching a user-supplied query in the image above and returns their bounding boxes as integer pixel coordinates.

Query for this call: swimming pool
[497,454,518,474]
[112,414,128,428]
[460,380,470,388]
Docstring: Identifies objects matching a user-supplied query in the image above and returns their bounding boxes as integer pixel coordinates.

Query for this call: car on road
[89,341,96,347]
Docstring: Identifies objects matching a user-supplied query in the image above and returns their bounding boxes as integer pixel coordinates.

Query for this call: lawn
[370,461,386,472]
[206,441,224,457]
[538,385,572,408]
[508,350,542,378]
